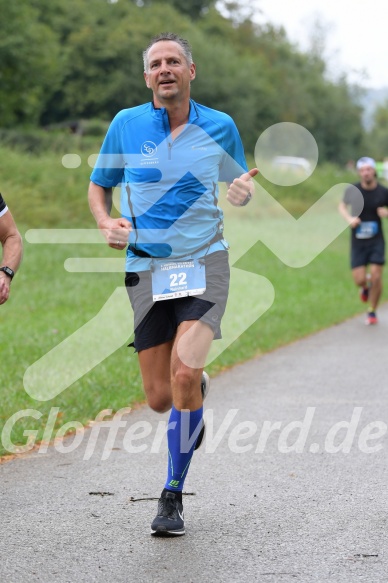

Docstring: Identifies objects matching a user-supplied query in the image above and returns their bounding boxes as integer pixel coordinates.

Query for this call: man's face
[358,165,376,184]
[144,41,196,105]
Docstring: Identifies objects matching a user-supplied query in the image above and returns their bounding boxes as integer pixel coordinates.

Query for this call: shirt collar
[150,99,199,123]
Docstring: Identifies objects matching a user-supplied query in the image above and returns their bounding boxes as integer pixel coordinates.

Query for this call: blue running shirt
[90,100,248,270]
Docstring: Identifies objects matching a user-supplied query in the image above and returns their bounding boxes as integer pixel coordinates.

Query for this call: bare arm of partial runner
[0,210,23,304]
[88,181,132,249]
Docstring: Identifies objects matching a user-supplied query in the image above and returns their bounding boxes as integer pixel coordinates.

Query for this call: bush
[0,126,105,154]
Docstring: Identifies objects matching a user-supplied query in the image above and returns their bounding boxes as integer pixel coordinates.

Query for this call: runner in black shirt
[339,157,388,325]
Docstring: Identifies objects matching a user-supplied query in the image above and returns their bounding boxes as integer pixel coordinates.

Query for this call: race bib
[151,258,206,302]
[355,221,378,239]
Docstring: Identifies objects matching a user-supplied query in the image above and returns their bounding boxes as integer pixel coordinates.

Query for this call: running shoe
[201,371,210,401]
[150,491,185,536]
[360,286,369,303]
[194,420,205,450]
[195,372,210,450]
[365,311,378,325]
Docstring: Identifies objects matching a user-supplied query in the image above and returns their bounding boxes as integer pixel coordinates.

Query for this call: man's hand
[338,201,362,229]
[0,272,11,305]
[97,217,132,249]
[88,182,132,249]
[377,207,388,219]
[226,168,259,207]
[348,216,361,228]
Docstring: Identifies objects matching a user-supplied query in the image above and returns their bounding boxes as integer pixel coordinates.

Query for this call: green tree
[0,0,61,126]
[163,0,215,18]
[136,0,216,19]
[57,3,193,121]
[1,0,367,165]
[365,101,388,160]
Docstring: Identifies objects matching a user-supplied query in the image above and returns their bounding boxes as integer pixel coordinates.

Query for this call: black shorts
[351,237,385,269]
[125,251,230,352]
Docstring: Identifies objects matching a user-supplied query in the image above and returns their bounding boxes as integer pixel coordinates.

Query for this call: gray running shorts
[125,251,230,352]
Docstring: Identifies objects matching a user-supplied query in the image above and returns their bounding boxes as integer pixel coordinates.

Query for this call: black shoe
[201,371,210,401]
[150,491,185,536]
[195,372,210,451]
[194,420,205,451]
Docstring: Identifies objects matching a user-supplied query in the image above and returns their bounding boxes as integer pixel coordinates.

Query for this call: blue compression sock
[164,405,203,492]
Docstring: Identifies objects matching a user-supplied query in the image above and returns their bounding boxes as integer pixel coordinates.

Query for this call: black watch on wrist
[0,266,15,280]
[240,192,252,206]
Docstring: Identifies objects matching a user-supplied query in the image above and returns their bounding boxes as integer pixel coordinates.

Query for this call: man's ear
[190,63,196,82]
[144,71,150,88]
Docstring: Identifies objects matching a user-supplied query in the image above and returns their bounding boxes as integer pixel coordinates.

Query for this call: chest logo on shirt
[141,141,157,157]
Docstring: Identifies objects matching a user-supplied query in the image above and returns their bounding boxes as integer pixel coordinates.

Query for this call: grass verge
[1,149,387,456]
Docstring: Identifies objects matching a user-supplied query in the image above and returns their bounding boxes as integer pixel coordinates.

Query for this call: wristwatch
[240,192,252,206]
[0,266,15,280]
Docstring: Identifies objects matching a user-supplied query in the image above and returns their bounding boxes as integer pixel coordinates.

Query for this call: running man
[339,157,388,325]
[88,32,257,535]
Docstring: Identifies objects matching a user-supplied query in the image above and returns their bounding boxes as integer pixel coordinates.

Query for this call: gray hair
[143,33,193,72]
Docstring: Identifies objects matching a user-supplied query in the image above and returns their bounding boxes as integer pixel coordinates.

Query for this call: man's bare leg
[171,320,214,411]
[137,339,174,413]
[352,265,367,288]
[369,264,383,312]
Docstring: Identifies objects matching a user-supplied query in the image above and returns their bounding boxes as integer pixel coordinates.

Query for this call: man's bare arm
[0,210,23,304]
[88,181,132,249]
[338,201,361,228]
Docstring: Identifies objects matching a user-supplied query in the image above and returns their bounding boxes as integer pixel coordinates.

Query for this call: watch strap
[0,266,15,279]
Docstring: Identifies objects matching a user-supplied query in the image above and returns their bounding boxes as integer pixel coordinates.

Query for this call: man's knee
[354,276,365,287]
[370,264,383,283]
[371,272,382,287]
[172,368,202,408]
[144,382,172,413]
[352,268,366,287]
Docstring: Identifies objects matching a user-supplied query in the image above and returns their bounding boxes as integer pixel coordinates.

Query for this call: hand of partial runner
[0,274,10,305]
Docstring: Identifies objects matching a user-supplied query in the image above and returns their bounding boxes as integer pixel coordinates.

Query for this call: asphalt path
[1,305,388,582]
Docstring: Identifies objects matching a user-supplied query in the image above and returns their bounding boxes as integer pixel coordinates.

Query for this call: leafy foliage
[0,0,61,126]
[365,100,388,160]
[1,0,367,164]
